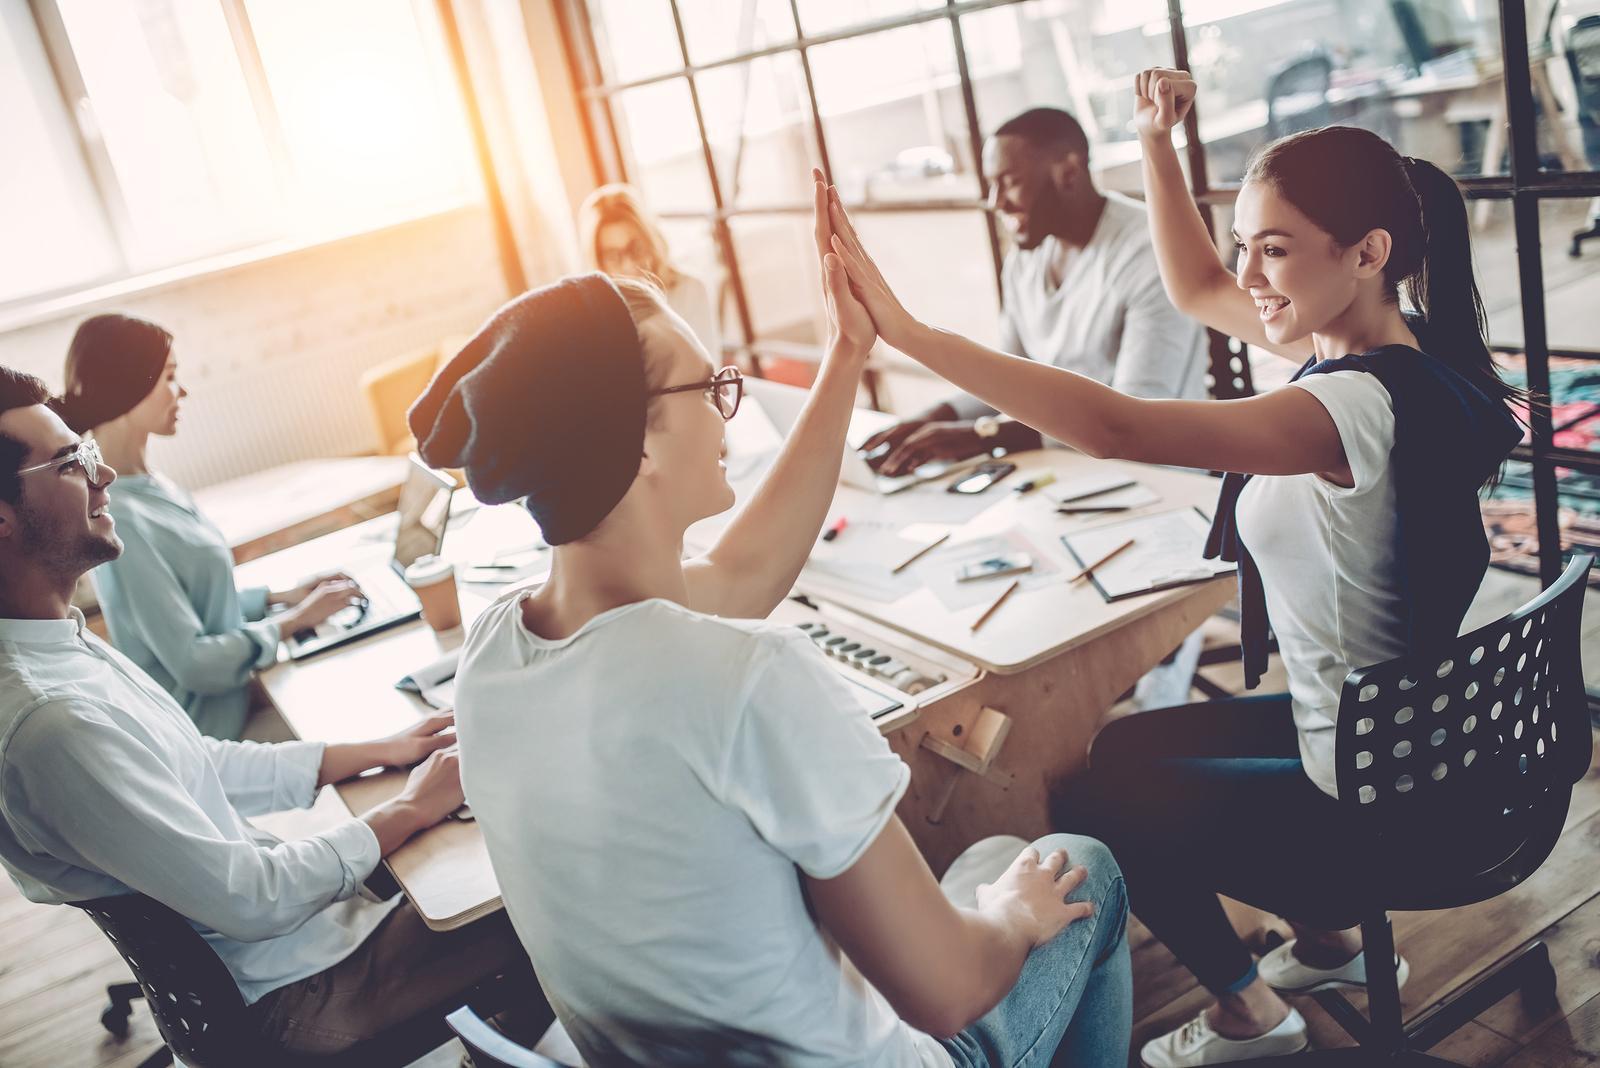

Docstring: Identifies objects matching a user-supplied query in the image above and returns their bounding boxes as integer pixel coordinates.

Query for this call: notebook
[1060,507,1236,602]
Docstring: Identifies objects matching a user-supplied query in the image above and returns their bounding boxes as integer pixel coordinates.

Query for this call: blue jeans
[938,834,1133,1068]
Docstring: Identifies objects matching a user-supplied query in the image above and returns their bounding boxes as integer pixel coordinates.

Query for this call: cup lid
[404,554,454,585]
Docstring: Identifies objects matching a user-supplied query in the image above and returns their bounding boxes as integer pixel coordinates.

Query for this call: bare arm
[1134,69,1311,362]
[826,190,1350,482]
[806,818,1092,1038]
[684,173,875,619]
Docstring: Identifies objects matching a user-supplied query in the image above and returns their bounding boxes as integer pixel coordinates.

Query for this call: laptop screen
[390,457,456,575]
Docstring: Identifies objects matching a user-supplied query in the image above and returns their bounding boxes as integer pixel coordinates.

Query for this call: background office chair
[1264,552,1593,1064]
[74,892,525,1067]
[1265,49,1334,141]
[1565,15,1600,256]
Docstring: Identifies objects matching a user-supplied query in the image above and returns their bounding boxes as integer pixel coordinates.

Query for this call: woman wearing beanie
[59,314,363,738]
[430,173,1131,1068]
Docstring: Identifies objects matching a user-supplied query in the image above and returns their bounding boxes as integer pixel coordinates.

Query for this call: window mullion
[217,0,296,218]
[666,0,759,371]
[24,0,134,275]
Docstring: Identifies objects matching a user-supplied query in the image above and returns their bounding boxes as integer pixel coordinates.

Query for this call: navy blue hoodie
[1204,345,1524,689]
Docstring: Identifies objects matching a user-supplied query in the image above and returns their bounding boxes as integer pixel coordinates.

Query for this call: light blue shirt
[92,473,279,739]
[0,611,398,1004]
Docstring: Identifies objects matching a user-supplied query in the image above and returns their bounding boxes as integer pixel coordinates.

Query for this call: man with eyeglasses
[0,366,550,1056]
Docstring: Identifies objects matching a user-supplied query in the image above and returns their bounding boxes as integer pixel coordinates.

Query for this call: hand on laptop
[863,411,991,478]
[275,577,366,635]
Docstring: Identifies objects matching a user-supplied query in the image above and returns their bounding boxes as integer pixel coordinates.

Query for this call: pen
[891,531,950,574]
[822,516,849,542]
[1013,473,1057,494]
[971,579,1020,632]
[1067,537,1137,583]
[1056,504,1132,514]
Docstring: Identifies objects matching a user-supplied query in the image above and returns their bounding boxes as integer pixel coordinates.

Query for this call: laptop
[284,455,456,660]
[742,378,980,495]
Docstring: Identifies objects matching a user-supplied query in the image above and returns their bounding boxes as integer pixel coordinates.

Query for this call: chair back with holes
[1335,554,1594,883]
[72,893,256,1068]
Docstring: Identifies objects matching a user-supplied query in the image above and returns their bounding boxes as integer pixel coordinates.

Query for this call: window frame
[563,0,1600,593]
[3,0,487,315]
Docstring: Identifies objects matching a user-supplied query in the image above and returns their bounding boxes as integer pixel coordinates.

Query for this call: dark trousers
[1055,696,1371,995]
[248,903,551,1055]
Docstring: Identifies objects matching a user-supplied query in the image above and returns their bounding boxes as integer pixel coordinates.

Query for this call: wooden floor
[4,571,1600,1067]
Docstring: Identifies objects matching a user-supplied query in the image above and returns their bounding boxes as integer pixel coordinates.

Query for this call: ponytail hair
[1244,127,1523,411]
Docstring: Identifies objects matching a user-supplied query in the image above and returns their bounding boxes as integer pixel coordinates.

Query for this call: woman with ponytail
[821,70,1524,1065]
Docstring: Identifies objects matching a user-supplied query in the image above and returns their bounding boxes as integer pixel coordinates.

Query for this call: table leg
[888,582,1234,874]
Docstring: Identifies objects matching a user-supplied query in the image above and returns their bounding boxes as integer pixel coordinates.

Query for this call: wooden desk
[240,451,1232,923]
[195,455,410,564]
[793,451,1233,869]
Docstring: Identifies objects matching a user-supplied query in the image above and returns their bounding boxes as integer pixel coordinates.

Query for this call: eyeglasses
[16,439,108,487]
[647,365,744,421]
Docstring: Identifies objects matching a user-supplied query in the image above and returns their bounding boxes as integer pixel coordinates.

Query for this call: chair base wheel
[1521,955,1560,1016]
[101,1004,132,1039]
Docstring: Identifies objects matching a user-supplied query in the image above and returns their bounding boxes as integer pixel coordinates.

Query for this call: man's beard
[16,503,121,576]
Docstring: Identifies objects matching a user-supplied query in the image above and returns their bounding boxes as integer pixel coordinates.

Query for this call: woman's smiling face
[1231,180,1365,348]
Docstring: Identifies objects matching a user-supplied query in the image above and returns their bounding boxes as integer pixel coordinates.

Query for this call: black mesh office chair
[1264,552,1594,1064]
[74,892,525,1067]
[1265,49,1334,141]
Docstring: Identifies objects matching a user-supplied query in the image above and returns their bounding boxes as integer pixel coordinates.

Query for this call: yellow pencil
[1067,537,1136,583]
[971,579,1020,632]
[891,532,951,574]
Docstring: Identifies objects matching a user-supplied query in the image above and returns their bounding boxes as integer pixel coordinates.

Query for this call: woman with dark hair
[59,314,362,738]
[823,72,1524,1065]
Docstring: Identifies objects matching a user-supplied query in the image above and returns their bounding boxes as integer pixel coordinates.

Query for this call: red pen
[822,516,849,542]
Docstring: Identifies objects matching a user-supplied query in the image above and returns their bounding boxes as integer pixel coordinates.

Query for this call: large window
[564,0,1600,598]
[2,0,478,307]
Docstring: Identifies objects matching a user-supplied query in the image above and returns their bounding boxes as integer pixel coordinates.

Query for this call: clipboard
[1060,507,1236,602]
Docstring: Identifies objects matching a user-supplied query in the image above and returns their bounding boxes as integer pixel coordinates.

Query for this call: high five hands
[810,167,875,358]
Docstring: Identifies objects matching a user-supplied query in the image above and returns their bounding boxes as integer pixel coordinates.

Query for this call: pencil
[1067,537,1136,583]
[891,531,950,574]
[971,579,1020,632]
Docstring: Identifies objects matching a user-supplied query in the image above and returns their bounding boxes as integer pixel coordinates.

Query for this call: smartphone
[956,552,1033,582]
[947,460,1017,494]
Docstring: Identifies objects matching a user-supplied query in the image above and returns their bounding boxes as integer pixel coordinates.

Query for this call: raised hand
[1134,68,1198,140]
[824,187,919,349]
[812,168,875,356]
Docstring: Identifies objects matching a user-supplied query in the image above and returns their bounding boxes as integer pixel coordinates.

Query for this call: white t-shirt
[1235,371,1408,797]
[972,192,1208,420]
[454,594,952,1068]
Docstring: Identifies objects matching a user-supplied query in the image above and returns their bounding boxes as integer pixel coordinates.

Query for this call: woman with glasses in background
[56,314,364,738]
[579,183,722,361]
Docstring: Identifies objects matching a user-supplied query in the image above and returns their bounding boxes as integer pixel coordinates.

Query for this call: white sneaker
[1140,1007,1309,1066]
[1258,940,1410,995]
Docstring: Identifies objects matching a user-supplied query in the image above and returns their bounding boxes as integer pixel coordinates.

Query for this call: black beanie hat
[55,314,173,434]
[407,274,648,545]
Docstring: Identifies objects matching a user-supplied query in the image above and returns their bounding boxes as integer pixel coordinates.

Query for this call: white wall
[0,205,512,490]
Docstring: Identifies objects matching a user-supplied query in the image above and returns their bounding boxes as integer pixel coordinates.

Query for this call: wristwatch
[972,415,1003,440]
